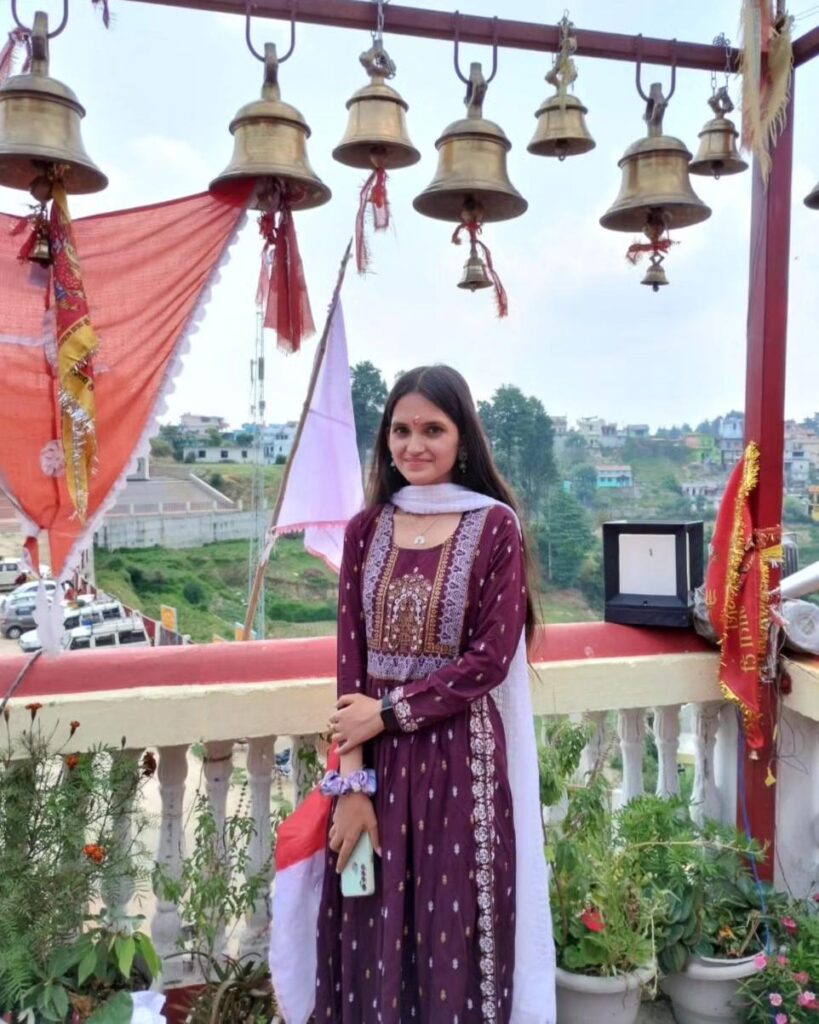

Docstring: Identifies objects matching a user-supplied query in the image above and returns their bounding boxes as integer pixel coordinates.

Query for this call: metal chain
[711,32,732,94]
[374,0,389,45]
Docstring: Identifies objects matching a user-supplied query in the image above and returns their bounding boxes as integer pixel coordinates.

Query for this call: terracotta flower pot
[555,964,656,1024]
[659,953,759,1024]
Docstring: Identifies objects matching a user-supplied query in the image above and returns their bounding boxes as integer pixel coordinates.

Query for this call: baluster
[239,735,276,959]
[291,734,322,805]
[578,711,607,784]
[617,708,646,804]
[690,701,722,825]
[204,740,235,959]
[713,703,739,826]
[152,745,188,984]
[103,748,140,916]
[652,706,682,799]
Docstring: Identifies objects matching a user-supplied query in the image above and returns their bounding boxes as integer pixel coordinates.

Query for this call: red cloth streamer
[625,235,677,265]
[355,167,390,274]
[257,193,315,354]
[11,212,40,262]
[0,28,31,84]
[451,220,509,319]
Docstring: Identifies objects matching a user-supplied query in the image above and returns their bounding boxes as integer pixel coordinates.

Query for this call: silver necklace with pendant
[408,514,444,546]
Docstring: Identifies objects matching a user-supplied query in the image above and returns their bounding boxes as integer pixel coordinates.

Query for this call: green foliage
[185,956,277,1024]
[478,385,556,518]
[536,489,596,589]
[208,472,224,490]
[181,578,208,607]
[351,361,388,464]
[0,723,152,1020]
[148,437,174,459]
[569,464,598,506]
[537,718,594,808]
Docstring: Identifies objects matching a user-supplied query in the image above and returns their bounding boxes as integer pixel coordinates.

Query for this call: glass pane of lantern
[618,533,678,595]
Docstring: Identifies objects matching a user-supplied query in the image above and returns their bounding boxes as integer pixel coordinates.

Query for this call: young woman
[316,365,554,1024]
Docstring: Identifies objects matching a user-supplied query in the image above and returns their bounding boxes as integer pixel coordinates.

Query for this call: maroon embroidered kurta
[316,503,527,1024]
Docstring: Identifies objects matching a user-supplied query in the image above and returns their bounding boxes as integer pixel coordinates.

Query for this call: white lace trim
[438,507,488,649]
[368,649,450,682]
[389,684,418,732]
[471,696,498,1022]
[363,505,394,645]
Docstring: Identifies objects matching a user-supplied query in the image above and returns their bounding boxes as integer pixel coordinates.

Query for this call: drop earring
[458,447,467,474]
[390,457,396,469]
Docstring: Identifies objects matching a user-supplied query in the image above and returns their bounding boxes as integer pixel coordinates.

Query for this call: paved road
[0,636,21,659]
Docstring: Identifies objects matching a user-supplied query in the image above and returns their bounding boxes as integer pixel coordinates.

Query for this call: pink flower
[775,1014,788,1024]
[778,955,789,966]
[754,953,769,970]
[781,916,798,935]
[797,991,817,1009]
[794,972,810,985]
[769,993,784,1007]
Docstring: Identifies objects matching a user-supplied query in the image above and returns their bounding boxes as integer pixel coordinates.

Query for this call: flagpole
[242,238,353,641]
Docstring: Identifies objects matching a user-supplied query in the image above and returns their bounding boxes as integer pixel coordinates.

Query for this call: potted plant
[737,894,819,1024]
[548,765,658,1024]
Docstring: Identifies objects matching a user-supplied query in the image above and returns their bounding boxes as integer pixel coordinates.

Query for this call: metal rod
[122,0,742,73]
[739,82,795,878]
[242,238,353,641]
[793,23,819,66]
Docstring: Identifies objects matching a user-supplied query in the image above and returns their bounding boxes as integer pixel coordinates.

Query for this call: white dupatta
[391,484,556,1024]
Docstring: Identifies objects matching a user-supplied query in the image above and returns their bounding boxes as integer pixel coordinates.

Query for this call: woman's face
[388,392,460,487]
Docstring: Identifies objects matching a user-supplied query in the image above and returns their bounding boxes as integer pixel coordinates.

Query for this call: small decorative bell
[458,240,492,291]
[28,224,51,266]
[689,87,748,178]
[0,11,107,194]
[528,14,595,160]
[210,42,330,211]
[641,255,668,291]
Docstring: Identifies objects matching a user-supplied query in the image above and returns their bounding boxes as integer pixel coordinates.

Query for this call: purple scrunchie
[319,768,377,797]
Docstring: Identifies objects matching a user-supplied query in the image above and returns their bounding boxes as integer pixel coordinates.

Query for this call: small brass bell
[0,12,107,194]
[528,15,595,160]
[29,227,51,267]
[641,255,668,292]
[413,62,527,223]
[458,241,492,292]
[805,182,819,209]
[333,41,419,170]
[211,43,330,211]
[689,87,748,178]
[600,82,711,233]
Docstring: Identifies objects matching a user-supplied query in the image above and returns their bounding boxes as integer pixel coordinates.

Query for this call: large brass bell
[600,82,711,233]
[689,87,748,178]
[413,62,527,223]
[805,182,819,209]
[333,41,419,170]
[211,43,330,211]
[0,11,107,193]
[458,241,492,291]
[528,15,595,160]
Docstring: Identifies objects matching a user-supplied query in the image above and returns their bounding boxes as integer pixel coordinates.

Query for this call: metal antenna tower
[247,308,266,639]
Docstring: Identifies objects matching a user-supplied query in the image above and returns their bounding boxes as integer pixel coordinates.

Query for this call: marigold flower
[769,992,784,1007]
[25,702,43,720]
[83,843,106,864]
[65,754,80,771]
[580,908,605,933]
[781,916,798,935]
[69,720,80,736]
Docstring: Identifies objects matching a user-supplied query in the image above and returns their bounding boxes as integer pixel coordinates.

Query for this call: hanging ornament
[333,0,419,274]
[689,35,748,178]
[413,18,524,315]
[600,55,710,292]
[527,12,595,160]
[211,9,330,353]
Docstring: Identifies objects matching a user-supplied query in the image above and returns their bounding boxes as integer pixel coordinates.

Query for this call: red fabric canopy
[0,183,250,578]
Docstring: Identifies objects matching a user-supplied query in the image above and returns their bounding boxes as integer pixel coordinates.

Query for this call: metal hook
[245,0,296,64]
[453,12,498,86]
[11,0,69,38]
[634,34,676,103]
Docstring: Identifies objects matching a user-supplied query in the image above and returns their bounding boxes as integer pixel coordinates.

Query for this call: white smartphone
[340,831,375,898]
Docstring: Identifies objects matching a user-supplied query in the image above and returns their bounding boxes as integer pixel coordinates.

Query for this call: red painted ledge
[0,623,715,700]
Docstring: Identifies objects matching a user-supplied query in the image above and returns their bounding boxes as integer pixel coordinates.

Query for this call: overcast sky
[3,0,819,431]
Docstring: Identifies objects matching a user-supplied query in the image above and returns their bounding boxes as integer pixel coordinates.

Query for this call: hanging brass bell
[458,243,492,291]
[689,88,748,178]
[413,62,527,223]
[333,42,419,170]
[641,257,668,291]
[528,93,595,160]
[211,43,330,211]
[0,12,107,194]
[28,228,51,267]
[805,182,819,209]
[600,83,711,233]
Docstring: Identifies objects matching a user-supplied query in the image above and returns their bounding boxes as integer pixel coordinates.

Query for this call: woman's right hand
[329,792,381,874]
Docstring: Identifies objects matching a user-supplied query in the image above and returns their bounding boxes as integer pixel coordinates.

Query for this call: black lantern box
[602,520,704,628]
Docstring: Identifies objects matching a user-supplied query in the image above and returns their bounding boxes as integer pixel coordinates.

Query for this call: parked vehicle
[0,560,51,592]
[19,601,127,653]
[0,578,60,611]
[1,599,38,639]
[61,615,151,651]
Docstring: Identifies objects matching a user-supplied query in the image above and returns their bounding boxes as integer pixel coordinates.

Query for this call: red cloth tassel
[451,220,509,319]
[625,235,676,265]
[257,197,315,354]
[355,167,390,275]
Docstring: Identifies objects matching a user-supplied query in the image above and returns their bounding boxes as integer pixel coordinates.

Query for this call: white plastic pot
[555,964,656,1024]
[659,953,759,1024]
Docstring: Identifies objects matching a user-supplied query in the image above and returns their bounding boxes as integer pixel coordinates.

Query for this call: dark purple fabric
[315,505,526,1023]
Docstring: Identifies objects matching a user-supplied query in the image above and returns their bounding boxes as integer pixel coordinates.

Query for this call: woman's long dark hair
[366,365,538,647]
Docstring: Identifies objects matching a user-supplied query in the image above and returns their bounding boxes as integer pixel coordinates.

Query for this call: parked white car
[19,600,127,653]
[61,615,151,651]
[0,560,51,592]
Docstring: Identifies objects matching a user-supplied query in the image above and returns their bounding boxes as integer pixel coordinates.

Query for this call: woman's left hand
[330,694,384,753]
